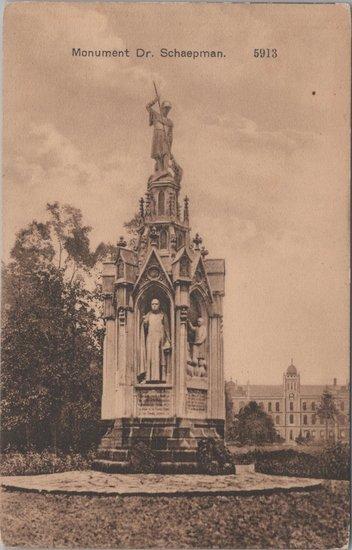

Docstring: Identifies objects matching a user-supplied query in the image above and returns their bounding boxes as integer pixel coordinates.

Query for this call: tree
[227,401,280,445]
[1,203,111,452]
[317,390,339,442]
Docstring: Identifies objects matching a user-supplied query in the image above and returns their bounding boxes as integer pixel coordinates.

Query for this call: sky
[3,2,350,385]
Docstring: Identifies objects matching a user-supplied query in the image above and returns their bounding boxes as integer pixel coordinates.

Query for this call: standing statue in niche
[187,317,207,377]
[138,298,171,383]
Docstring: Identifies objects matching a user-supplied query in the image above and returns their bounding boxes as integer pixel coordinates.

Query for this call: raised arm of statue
[146,97,158,111]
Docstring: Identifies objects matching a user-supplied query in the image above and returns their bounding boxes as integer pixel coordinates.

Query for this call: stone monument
[93,90,225,473]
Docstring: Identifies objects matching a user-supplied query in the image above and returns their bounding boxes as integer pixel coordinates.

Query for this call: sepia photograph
[1,2,350,548]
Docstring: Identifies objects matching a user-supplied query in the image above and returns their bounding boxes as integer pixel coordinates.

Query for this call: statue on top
[147,83,180,181]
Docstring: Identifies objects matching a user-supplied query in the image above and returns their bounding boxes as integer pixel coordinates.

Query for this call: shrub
[319,442,350,480]
[233,444,350,480]
[128,440,157,473]
[0,449,94,476]
[196,438,236,475]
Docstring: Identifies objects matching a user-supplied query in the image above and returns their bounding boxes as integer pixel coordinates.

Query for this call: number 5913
[254,48,278,58]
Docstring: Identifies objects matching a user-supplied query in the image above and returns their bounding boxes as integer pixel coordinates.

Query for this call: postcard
[1,2,350,548]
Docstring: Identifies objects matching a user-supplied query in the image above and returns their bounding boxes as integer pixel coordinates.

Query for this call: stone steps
[92,460,130,474]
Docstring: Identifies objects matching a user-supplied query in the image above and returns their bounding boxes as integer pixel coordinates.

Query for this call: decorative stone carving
[180,255,190,277]
[117,236,127,248]
[187,316,207,377]
[149,226,159,247]
[117,258,124,279]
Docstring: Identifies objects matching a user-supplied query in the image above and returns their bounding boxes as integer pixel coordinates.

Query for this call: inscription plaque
[136,388,171,416]
[186,388,207,413]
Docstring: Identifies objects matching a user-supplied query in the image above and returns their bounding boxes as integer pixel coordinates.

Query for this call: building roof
[248,385,284,398]
[226,383,284,398]
[300,385,326,396]
[225,381,349,400]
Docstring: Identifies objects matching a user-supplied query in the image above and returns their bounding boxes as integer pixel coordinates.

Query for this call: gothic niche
[187,291,208,378]
[158,190,165,215]
[159,228,168,249]
[117,258,124,279]
[176,229,185,249]
[180,255,190,277]
[136,286,172,385]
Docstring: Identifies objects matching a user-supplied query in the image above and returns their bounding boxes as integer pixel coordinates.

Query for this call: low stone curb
[0,469,324,497]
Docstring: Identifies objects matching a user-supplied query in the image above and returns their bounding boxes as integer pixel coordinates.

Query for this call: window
[303,402,307,411]
[268,402,272,412]
[312,430,315,438]
[320,431,325,438]
[258,402,264,410]
[275,402,280,412]
[289,414,294,424]
[320,417,324,425]
[340,402,345,411]
[329,430,334,438]
[312,414,316,425]
[289,402,293,412]
[158,190,165,215]
[289,430,293,440]
[275,415,280,425]
[303,415,307,425]
[311,402,316,411]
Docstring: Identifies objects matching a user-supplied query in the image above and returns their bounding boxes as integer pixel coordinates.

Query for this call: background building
[226,361,349,443]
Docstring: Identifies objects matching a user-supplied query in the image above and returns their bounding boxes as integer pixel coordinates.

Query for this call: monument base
[92,417,225,474]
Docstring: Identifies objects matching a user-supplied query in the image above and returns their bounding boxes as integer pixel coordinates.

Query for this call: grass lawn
[1,481,349,548]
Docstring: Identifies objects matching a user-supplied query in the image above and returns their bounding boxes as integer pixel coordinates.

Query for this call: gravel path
[0,467,323,496]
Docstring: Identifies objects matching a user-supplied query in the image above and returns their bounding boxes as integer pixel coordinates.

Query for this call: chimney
[333,378,337,386]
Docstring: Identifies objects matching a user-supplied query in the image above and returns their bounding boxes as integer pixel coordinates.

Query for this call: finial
[149,226,159,247]
[183,196,189,224]
[117,236,127,248]
[201,246,209,257]
[139,197,145,219]
[193,233,202,251]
